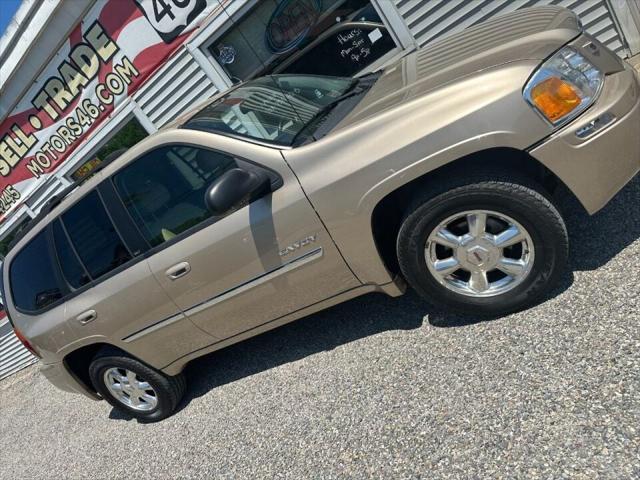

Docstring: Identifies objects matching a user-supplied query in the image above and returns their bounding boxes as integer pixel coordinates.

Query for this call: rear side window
[52,220,91,289]
[61,191,132,278]
[10,232,63,311]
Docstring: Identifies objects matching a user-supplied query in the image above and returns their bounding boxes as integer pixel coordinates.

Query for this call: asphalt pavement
[0,177,639,479]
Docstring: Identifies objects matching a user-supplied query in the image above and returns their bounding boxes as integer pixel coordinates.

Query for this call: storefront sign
[0,0,221,219]
[135,0,207,43]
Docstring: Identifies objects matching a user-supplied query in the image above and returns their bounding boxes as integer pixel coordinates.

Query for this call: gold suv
[3,7,639,421]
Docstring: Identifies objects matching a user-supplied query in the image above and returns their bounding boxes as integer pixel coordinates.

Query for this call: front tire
[397,179,568,315]
[89,348,186,422]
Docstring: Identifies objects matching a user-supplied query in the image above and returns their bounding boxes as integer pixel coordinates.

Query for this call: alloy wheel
[425,210,535,297]
[103,367,158,411]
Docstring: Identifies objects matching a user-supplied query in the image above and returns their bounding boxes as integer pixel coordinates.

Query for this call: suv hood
[342,6,581,125]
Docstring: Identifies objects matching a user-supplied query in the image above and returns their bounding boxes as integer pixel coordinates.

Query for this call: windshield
[182,75,359,146]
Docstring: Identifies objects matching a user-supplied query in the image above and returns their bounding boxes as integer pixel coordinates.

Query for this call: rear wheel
[89,348,186,422]
[397,179,568,315]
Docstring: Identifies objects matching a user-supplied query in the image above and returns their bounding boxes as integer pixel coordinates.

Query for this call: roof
[2,127,214,259]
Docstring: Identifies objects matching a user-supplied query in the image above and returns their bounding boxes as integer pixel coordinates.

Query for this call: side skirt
[161,279,404,376]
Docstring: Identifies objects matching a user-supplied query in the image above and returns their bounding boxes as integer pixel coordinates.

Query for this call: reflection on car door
[113,134,360,341]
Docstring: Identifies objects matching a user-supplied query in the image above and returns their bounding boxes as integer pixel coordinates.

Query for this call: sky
[0,0,22,39]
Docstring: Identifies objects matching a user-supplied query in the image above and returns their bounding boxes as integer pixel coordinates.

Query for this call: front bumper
[40,362,100,400]
[530,63,640,214]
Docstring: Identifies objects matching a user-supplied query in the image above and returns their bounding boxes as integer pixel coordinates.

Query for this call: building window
[71,117,148,182]
[209,0,397,82]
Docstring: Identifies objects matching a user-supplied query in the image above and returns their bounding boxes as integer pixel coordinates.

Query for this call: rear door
[56,188,215,368]
[111,131,359,340]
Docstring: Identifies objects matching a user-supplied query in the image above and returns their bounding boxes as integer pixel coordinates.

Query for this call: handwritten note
[337,29,372,63]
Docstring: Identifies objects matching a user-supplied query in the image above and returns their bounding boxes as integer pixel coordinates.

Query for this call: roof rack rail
[4,183,79,254]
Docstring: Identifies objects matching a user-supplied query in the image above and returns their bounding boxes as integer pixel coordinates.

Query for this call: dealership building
[1,0,639,378]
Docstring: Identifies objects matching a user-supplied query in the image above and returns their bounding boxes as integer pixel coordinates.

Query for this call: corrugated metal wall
[393,0,629,57]
[134,47,220,127]
[0,319,37,381]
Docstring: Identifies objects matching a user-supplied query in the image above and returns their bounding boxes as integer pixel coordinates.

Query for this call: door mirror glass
[205,168,270,216]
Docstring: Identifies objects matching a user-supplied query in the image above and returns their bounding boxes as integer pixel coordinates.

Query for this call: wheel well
[63,343,126,394]
[370,147,579,276]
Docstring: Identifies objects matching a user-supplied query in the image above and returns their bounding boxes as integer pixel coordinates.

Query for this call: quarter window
[10,232,63,311]
[61,191,132,278]
[113,146,238,247]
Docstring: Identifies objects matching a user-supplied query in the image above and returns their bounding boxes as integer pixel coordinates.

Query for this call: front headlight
[524,47,604,126]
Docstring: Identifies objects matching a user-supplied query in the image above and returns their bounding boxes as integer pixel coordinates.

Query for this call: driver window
[113,146,238,247]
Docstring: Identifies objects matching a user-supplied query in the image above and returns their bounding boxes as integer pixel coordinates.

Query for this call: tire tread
[397,175,568,315]
[88,347,186,422]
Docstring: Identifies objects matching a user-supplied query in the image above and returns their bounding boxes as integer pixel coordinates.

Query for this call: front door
[111,132,359,340]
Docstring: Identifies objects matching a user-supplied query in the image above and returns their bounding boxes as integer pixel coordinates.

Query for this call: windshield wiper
[291,85,366,145]
[327,83,366,104]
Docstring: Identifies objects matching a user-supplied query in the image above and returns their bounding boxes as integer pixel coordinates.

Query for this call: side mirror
[204,168,270,215]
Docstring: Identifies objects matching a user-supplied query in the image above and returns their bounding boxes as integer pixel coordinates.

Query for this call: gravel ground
[1,177,639,480]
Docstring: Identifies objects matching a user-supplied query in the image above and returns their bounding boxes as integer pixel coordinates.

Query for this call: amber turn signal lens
[530,77,582,123]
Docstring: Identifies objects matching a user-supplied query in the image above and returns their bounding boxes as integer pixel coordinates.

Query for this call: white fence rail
[0,318,37,381]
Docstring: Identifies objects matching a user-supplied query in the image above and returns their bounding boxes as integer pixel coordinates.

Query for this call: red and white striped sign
[0,0,222,219]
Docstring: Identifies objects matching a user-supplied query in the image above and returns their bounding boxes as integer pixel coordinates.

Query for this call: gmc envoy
[3,7,639,421]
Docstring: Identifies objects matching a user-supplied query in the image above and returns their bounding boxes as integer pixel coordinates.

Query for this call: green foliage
[72,118,148,181]
[96,118,148,161]
[0,219,30,258]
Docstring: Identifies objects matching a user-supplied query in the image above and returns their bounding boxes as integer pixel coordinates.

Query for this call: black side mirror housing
[204,168,270,215]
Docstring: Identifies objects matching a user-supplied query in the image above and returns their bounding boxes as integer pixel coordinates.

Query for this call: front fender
[284,61,552,285]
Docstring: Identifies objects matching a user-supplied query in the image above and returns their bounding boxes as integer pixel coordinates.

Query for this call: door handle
[166,262,191,280]
[77,310,97,325]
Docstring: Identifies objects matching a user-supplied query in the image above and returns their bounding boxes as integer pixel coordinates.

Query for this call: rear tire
[397,178,568,315]
[89,348,186,423]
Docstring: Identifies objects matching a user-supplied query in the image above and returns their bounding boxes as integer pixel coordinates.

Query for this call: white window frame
[609,0,640,56]
[0,209,33,258]
[52,99,156,184]
[21,99,155,216]
[190,0,415,86]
